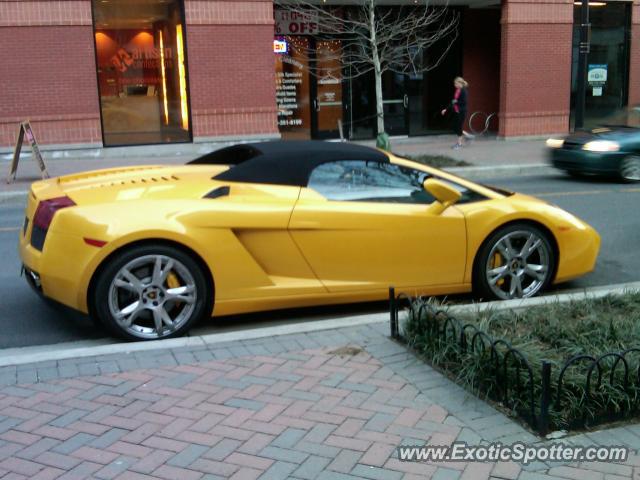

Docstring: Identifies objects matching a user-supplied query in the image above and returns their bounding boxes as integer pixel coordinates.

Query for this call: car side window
[308,160,436,204]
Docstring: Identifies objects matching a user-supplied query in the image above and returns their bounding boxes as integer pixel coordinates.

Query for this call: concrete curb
[444,163,555,180]
[0,281,638,368]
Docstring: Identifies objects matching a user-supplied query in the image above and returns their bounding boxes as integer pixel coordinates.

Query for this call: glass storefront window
[273,6,461,140]
[92,0,191,146]
[570,2,631,130]
[275,36,312,140]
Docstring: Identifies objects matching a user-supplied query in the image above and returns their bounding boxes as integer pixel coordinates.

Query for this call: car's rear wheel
[474,223,555,300]
[620,155,640,182]
[92,245,212,341]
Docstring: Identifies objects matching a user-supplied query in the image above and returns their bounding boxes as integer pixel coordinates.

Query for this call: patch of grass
[395,153,473,168]
[402,292,640,433]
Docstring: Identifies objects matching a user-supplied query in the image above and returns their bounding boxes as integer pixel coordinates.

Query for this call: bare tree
[275,0,459,136]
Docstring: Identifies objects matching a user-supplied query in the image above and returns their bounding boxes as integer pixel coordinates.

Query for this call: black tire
[473,223,556,301]
[566,170,587,179]
[92,244,212,341]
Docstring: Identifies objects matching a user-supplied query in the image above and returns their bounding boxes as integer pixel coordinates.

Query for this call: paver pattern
[0,322,639,479]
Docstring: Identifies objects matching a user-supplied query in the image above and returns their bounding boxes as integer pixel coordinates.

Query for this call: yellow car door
[288,160,467,293]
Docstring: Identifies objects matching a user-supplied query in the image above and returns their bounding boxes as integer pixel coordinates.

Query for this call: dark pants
[452,111,466,137]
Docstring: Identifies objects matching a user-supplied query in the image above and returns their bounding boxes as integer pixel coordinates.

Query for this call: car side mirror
[424,178,462,215]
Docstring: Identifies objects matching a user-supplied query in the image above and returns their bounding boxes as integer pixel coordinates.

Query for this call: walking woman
[441,77,472,149]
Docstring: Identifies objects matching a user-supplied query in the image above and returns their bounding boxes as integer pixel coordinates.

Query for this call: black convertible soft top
[188,140,389,187]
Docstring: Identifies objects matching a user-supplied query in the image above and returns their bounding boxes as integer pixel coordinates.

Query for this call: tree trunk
[374,64,384,136]
[368,0,385,135]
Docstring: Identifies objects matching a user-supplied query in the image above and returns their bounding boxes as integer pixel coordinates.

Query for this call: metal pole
[575,0,590,130]
[389,286,397,339]
[539,361,552,436]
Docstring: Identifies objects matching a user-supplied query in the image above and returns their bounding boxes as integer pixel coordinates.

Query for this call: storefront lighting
[573,1,606,6]
[274,39,288,53]
[159,31,169,125]
[176,24,189,131]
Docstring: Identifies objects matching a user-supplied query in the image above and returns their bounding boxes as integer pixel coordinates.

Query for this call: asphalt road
[0,171,638,349]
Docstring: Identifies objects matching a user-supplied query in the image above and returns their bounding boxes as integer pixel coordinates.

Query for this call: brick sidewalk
[0,322,638,479]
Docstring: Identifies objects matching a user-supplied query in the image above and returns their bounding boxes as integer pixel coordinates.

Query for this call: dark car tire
[92,244,212,341]
[619,155,640,183]
[473,223,556,301]
[566,170,588,179]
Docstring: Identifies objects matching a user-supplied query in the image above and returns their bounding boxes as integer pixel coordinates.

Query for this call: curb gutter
[1,281,638,368]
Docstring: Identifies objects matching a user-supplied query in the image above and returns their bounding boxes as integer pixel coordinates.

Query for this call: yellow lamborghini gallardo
[19,141,600,341]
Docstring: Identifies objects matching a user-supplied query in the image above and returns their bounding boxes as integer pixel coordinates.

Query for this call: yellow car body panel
[290,187,467,291]
[18,152,600,319]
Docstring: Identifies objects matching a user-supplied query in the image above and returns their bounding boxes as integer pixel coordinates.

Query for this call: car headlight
[546,138,564,148]
[582,140,620,152]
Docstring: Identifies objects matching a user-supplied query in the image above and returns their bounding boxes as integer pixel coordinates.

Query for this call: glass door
[570,2,631,129]
[407,72,428,136]
[345,69,375,140]
[382,71,408,136]
[275,36,312,140]
[312,40,343,139]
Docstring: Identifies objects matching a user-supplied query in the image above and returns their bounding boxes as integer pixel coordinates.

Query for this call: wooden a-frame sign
[6,121,49,184]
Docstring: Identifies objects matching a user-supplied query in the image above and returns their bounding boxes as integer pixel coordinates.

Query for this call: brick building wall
[0,1,101,147]
[462,8,501,132]
[499,0,573,137]
[184,0,278,139]
[0,0,278,148]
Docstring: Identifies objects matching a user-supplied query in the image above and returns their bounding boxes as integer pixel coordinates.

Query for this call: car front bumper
[550,148,625,174]
[553,221,600,284]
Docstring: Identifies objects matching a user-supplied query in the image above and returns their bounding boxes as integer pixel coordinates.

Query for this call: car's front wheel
[474,223,555,300]
[620,155,640,182]
[92,245,212,341]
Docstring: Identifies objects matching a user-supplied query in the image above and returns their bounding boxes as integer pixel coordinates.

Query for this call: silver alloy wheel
[107,254,197,339]
[620,155,640,181]
[484,230,551,300]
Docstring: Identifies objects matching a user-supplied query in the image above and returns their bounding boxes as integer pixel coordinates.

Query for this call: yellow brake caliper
[166,272,181,290]
[493,252,505,286]
[165,272,183,308]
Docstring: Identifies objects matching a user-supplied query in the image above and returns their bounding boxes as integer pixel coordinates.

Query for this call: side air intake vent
[204,186,230,199]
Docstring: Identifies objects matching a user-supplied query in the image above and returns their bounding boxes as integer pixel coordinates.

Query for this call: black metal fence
[388,287,640,436]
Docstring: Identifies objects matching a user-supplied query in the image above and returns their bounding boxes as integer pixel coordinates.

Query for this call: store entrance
[382,72,409,136]
[570,2,631,129]
[275,36,345,140]
[274,24,461,140]
[312,40,344,139]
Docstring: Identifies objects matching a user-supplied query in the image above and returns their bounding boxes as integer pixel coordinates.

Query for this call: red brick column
[628,2,640,107]
[185,0,279,140]
[462,9,501,132]
[0,1,101,148]
[498,0,573,137]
